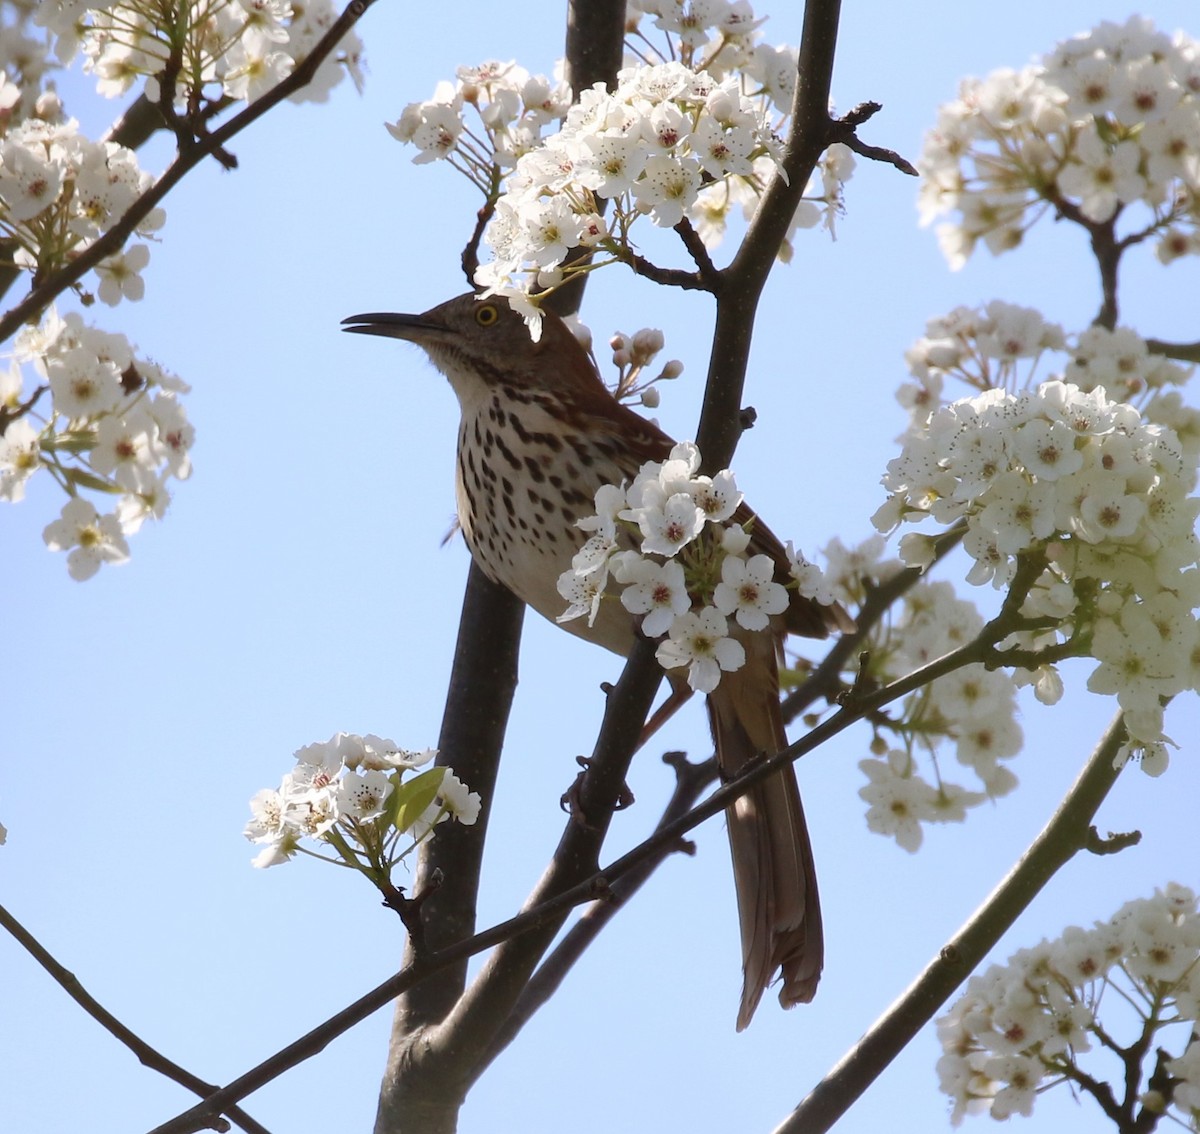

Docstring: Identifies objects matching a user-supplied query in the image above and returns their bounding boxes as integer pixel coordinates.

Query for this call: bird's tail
[707,630,823,1031]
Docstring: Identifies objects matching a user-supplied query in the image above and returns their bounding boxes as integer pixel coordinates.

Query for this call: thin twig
[1146,338,1200,364]
[0,904,272,1134]
[781,522,967,724]
[673,216,723,289]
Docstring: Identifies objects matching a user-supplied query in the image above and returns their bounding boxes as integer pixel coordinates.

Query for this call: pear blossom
[656,606,745,693]
[713,553,789,631]
[617,556,690,637]
[938,885,1200,1127]
[42,498,130,580]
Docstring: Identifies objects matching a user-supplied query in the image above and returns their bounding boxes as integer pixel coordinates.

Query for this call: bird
[343,292,850,1029]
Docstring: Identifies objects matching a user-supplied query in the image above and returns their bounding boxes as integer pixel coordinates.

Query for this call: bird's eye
[475,303,500,327]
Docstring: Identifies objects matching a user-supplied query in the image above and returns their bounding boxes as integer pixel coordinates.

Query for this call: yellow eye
[475,303,499,327]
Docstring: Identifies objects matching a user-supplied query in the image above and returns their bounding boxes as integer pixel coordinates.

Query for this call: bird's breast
[453,388,638,657]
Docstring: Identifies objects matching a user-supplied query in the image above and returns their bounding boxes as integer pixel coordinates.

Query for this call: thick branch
[374,566,523,1134]
[771,712,1130,1134]
[374,6,628,1132]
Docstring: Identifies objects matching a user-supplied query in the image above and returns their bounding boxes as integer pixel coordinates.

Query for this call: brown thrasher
[344,293,849,1029]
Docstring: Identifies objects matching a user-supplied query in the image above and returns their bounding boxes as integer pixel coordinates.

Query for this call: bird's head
[342,293,600,400]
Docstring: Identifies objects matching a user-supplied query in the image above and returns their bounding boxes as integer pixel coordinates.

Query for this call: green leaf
[63,468,122,494]
[390,767,447,834]
[42,430,96,454]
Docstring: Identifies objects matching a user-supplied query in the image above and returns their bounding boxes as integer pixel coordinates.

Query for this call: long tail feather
[706,630,823,1031]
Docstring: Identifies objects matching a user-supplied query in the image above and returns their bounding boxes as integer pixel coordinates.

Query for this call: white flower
[858,753,937,852]
[576,133,648,197]
[787,542,838,604]
[90,408,163,493]
[42,498,130,580]
[520,194,585,267]
[556,562,607,627]
[722,523,753,556]
[45,349,124,420]
[244,787,301,868]
[1073,475,1148,542]
[439,771,481,824]
[0,418,41,502]
[94,243,150,305]
[1055,131,1147,222]
[690,469,741,522]
[712,553,788,631]
[634,153,703,227]
[623,490,706,557]
[359,737,435,771]
[1013,418,1084,480]
[618,556,690,637]
[0,136,63,221]
[655,606,745,692]
[336,769,393,821]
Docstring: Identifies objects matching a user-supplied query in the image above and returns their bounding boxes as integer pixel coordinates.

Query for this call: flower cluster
[556,440,828,693]
[919,17,1200,268]
[2,307,195,579]
[245,732,480,872]
[605,325,683,409]
[901,302,1198,445]
[899,301,1067,439]
[388,60,571,189]
[938,884,1200,1125]
[390,2,855,336]
[473,60,797,331]
[0,115,162,297]
[875,372,1200,772]
[35,0,363,108]
[816,536,1022,851]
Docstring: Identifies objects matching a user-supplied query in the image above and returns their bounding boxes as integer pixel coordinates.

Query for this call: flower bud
[632,328,664,359]
[562,314,592,351]
[34,88,63,122]
[705,88,737,123]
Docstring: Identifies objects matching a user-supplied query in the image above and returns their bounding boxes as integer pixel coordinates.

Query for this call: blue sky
[5,2,1200,1132]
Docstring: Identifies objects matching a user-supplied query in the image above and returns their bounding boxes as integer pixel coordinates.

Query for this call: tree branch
[697,0,843,471]
[1146,337,1200,364]
[421,636,664,1094]
[151,598,1040,1134]
[0,903,271,1134]
[0,0,379,345]
[781,523,967,724]
[374,5,628,1131]
[770,712,1130,1134]
[374,564,524,1130]
[473,749,718,1070]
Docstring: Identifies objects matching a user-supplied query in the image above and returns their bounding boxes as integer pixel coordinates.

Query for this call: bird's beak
[341,312,444,341]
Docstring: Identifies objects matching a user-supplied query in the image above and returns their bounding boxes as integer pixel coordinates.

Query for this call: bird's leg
[560,679,693,825]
